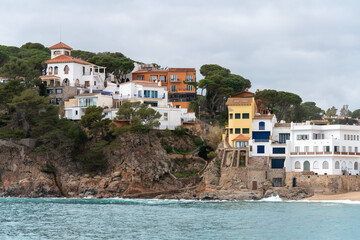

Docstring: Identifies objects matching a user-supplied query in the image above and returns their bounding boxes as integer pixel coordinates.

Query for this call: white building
[41,42,106,90]
[286,122,360,175]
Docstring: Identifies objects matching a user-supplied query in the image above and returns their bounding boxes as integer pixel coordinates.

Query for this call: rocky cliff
[0,132,205,198]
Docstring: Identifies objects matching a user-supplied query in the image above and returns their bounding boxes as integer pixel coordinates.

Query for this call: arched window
[75,79,80,87]
[354,162,358,170]
[348,161,353,169]
[295,161,301,169]
[304,161,310,171]
[341,161,347,170]
[259,121,265,130]
[313,161,319,169]
[322,161,329,169]
[48,67,53,75]
[62,78,70,86]
[64,65,69,74]
[54,66,58,74]
[335,161,340,169]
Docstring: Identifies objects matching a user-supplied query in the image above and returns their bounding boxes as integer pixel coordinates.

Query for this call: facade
[287,122,360,175]
[132,68,196,110]
[40,42,106,105]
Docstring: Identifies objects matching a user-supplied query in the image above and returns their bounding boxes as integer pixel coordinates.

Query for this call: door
[292,178,297,187]
[272,178,283,187]
[252,181,257,190]
[304,161,310,171]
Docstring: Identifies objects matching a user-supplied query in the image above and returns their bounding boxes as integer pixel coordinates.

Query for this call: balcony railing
[291,152,360,156]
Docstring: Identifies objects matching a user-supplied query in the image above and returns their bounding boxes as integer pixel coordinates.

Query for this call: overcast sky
[1,0,359,111]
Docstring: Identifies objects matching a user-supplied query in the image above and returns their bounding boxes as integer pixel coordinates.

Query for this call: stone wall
[286,172,360,194]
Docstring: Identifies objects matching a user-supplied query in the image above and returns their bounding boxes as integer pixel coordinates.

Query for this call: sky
[0,0,360,111]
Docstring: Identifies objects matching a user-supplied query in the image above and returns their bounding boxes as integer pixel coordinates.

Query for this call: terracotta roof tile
[254,114,275,119]
[232,134,250,141]
[49,42,73,50]
[226,98,252,106]
[45,55,93,65]
[40,75,60,79]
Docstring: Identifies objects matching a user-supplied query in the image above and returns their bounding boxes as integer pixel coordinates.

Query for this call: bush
[163,145,173,154]
[75,140,108,172]
[207,151,216,160]
[172,126,186,136]
[0,128,25,140]
[198,145,214,160]
[193,136,203,146]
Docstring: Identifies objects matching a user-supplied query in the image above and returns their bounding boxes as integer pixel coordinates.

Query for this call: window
[170,85,176,92]
[235,113,241,119]
[257,145,265,154]
[229,113,233,119]
[297,134,309,140]
[242,113,249,119]
[55,98,63,105]
[75,110,78,115]
[186,75,193,82]
[355,147,358,153]
[164,112,168,121]
[313,133,324,139]
[355,162,359,170]
[252,131,270,142]
[342,146,346,152]
[273,147,285,154]
[48,67,53,75]
[144,90,151,98]
[230,128,233,134]
[271,159,285,169]
[304,146,309,152]
[186,85,193,91]
[348,162,353,169]
[54,51,61,55]
[150,75,157,82]
[323,161,329,169]
[334,146,340,152]
[54,66,58,74]
[279,133,290,143]
[358,135,359,141]
[295,146,300,152]
[295,161,301,169]
[313,161,319,169]
[313,146,318,152]
[236,141,248,148]
[83,67,85,75]
[160,75,167,82]
[55,89,63,94]
[304,161,310,171]
[64,51,70,56]
[242,128,249,134]
[349,146,353,152]
[259,122,265,130]
[170,74,177,82]
[78,97,97,107]
[151,91,158,98]
[50,98,55,104]
[235,128,241,134]
[138,75,144,80]
[47,89,54,94]
[64,65,69,74]
[335,161,340,169]
[323,146,330,152]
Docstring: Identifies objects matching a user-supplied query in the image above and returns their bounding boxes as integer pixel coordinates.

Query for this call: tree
[116,102,161,131]
[340,104,352,117]
[0,50,9,66]
[255,89,302,121]
[0,58,37,80]
[326,106,338,117]
[198,64,251,118]
[80,106,111,139]
[113,58,135,83]
[71,50,96,61]
[11,89,50,136]
[352,109,360,119]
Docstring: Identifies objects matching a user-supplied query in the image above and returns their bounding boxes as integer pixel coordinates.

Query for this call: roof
[232,90,254,98]
[49,42,73,50]
[75,93,100,97]
[40,75,60,79]
[254,114,275,119]
[232,134,250,141]
[274,123,291,128]
[310,120,329,125]
[132,68,195,74]
[226,98,252,106]
[45,55,93,65]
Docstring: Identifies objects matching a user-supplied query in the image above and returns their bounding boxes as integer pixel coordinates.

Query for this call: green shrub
[172,126,186,136]
[207,151,216,160]
[0,128,25,140]
[173,148,189,155]
[193,136,203,146]
[163,145,173,154]
[198,145,214,160]
[75,140,108,172]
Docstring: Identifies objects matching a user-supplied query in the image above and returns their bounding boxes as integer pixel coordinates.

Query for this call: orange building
[132,68,196,110]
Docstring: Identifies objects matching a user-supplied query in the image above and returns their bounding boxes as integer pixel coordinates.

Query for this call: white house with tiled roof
[41,42,106,90]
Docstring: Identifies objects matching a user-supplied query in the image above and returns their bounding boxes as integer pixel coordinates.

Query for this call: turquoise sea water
[0,197,359,240]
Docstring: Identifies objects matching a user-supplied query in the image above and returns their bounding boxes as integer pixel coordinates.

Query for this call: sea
[0,196,359,240]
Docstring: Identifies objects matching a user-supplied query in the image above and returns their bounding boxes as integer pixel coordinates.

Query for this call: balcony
[290,152,360,156]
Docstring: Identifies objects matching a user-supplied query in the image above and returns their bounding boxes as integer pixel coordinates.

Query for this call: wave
[258,195,284,202]
[299,199,360,204]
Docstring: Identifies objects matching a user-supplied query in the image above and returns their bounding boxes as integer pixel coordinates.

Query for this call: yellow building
[224,90,257,148]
